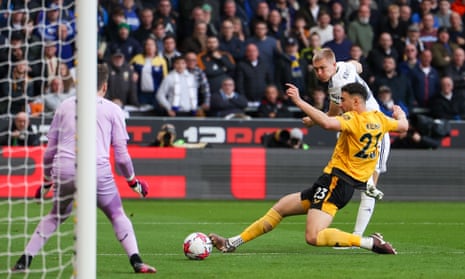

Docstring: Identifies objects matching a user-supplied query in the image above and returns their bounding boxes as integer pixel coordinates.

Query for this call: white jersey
[328,62,380,111]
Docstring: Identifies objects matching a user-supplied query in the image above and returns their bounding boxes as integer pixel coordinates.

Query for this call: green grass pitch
[2,200,465,278]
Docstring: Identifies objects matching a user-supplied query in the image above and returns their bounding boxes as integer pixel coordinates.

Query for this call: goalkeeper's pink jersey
[43,96,135,181]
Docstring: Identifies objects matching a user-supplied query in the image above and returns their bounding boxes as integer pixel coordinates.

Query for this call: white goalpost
[75,1,97,278]
[0,1,97,278]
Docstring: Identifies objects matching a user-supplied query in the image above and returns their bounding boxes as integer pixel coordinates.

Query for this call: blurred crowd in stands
[0,0,465,129]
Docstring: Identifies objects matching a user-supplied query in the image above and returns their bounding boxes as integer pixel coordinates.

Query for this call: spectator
[347,0,380,28]
[161,35,182,71]
[185,51,211,115]
[221,0,250,39]
[409,49,441,110]
[36,3,76,70]
[347,4,374,56]
[0,112,40,146]
[250,1,270,36]
[266,9,286,42]
[309,10,333,46]
[366,32,400,78]
[448,11,465,49]
[231,16,247,42]
[329,1,348,27]
[202,3,220,37]
[153,0,178,37]
[156,56,198,117]
[404,24,426,53]
[0,60,34,115]
[235,43,273,104]
[130,37,168,109]
[377,4,409,56]
[300,32,322,66]
[58,63,76,95]
[444,47,465,97]
[246,20,280,75]
[42,77,73,115]
[105,6,126,43]
[431,26,459,75]
[429,76,465,120]
[151,22,166,54]
[436,0,452,28]
[322,23,352,62]
[296,0,324,29]
[348,44,372,84]
[219,19,245,62]
[419,13,438,49]
[257,84,292,118]
[106,22,142,62]
[375,85,409,118]
[288,16,311,50]
[399,4,413,27]
[411,0,439,27]
[106,48,139,109]
[121,0,141,32]
[2,4,27,40]
[275,37,309,98]
[132,8,154,44]
[307,86,329,112]
[209,77,248,118]
[269,0,297,36]
[398,43,420,76]
[197,35,236,94]
[181,21,208,53]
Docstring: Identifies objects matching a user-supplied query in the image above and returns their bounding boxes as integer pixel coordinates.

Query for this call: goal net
[0,1,96,278]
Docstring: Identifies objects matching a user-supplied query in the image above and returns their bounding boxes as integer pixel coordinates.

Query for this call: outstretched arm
[391,105,409,132]
[287,83,341,131]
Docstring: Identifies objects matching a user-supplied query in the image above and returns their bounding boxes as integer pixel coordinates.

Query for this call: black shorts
[300,172,359,216]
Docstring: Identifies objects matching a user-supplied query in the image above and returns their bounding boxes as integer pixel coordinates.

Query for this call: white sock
[353,191,376,236]
[360,237,374,250]
[229,235,244,248]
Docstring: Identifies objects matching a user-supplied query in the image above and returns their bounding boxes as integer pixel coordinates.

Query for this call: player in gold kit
[209,82,408,254]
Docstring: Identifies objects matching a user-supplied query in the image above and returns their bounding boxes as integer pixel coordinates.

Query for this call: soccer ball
[183,232,213,260]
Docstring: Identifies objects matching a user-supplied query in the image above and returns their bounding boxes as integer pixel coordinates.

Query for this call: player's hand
[365,184,384,200]
[392,105,406,120]
[285,83,302,104]
[128,178,149,198]
[34,176,53,200]
[302,116,315,127]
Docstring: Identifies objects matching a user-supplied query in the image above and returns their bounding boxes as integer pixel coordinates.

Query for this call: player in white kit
[306,48,390,237]
[12,64,156,274]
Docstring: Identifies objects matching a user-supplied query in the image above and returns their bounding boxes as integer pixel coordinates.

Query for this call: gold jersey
[324,110,399,183]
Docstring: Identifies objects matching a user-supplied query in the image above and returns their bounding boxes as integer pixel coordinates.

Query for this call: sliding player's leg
[209,192,307,253]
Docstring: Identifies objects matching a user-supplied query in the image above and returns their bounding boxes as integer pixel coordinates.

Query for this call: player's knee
[305,232,318,246]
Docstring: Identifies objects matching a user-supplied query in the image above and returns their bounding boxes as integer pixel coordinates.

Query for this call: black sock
[129,254,143,266]
[17,254,33,268]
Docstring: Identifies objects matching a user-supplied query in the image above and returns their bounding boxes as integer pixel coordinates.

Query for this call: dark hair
[341,82,368,101]
[97,63,109,91]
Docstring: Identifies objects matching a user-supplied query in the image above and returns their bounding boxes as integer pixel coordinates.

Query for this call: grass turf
[1,200,465,278]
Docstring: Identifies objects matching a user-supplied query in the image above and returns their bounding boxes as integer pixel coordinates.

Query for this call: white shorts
[375,133,390,174]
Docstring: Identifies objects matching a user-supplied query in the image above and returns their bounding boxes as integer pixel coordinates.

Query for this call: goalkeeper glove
[127,177,148,198]
[35,176,53,200]
[365,183,384,200]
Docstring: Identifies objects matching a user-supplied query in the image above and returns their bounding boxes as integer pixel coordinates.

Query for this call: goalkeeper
[12,64,156,274]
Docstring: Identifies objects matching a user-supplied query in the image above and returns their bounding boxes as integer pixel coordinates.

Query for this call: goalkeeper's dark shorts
[300,170,363,216]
